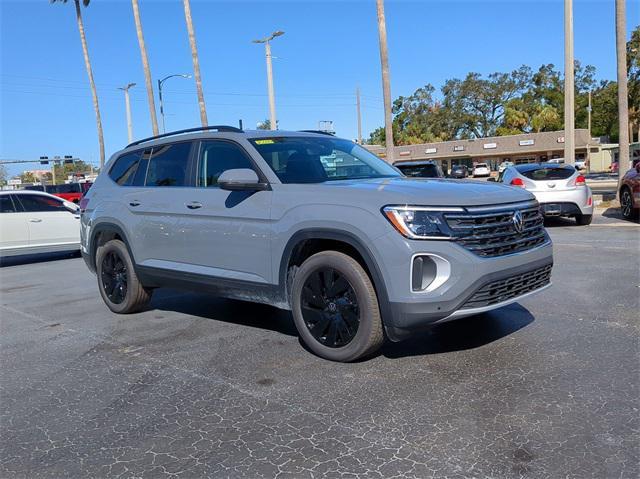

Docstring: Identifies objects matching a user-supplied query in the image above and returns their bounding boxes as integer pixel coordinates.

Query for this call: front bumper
[370,230,554,341]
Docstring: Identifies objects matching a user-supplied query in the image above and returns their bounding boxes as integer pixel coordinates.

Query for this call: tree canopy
[369,27,639,146]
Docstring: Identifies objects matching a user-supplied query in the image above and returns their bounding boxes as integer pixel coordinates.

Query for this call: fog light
[411,254,451,292]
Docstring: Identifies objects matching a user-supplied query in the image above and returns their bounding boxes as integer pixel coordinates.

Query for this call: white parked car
[472,163,490,177]
[0,191,81,257]
[499,163,593,225]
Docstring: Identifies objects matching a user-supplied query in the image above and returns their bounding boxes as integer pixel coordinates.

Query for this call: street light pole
[253,31,284,131]
[118,83,136,143]
[157,74,191,133]
[564,0,575,165]
[356,86,363,144]
[376,0,394,163]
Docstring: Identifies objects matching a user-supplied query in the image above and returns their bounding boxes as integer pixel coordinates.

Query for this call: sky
[1,0,638,177]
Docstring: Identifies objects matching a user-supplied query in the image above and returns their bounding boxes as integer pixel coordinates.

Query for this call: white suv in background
[472,163,490,177]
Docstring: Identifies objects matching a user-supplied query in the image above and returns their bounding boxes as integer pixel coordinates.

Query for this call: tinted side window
[109,152,141,186]
[0,195,18,213]
[146,142,192,187]
[198,141,254,187]
[15,194,66,212]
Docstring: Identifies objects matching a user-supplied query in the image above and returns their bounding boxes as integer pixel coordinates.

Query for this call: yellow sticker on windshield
[254,139,275,145]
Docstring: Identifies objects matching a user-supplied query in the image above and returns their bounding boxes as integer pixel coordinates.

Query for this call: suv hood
[324,177,535,207]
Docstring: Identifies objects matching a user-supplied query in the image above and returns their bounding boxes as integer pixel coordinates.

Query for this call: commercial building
[365,129,626,173]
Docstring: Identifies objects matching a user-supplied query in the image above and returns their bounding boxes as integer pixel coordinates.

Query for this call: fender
[278,228,392,328]
[86,221,136,273]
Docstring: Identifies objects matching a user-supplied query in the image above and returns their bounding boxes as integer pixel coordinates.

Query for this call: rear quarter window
[109,152,141,186]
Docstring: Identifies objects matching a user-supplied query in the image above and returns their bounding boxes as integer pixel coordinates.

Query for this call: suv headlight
[382,206,458,239]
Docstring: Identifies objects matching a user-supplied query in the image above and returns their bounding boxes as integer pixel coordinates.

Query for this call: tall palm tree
[615,0,630,178]
[183,0,208,126]
[51,0,105,167]
[131,0,159,136]
[376,0,394,162]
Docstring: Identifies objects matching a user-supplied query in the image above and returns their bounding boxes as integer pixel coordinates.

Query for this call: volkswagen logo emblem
[512,210,524,233]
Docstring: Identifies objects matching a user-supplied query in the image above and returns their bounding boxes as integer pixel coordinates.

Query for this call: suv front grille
[444,204,547,257]
[461,263,552,310]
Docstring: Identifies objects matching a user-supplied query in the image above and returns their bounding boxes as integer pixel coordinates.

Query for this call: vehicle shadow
[0,250,81,268]
[381,303,535,359]
[542,216,578,227]
[150,289,298,337]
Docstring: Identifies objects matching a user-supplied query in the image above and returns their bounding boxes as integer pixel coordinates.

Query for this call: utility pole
[564,0,575,165]
[356,86,362,144]
[157,74,191,133]
[118,83,136,143]
[587,89,592,137]
[615,0,630,178]
[182,0,208,127]
[253,31,284,131]
[376,0,394,162]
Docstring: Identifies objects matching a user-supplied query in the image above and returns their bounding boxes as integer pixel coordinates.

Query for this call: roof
[365,129,592,160]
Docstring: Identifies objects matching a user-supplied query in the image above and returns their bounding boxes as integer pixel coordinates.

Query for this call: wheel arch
[88,222,136,272]
[278,229,391,323]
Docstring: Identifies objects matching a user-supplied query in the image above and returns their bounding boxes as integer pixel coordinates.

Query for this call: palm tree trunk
[616,0,630,179]
[376,0,394,162]
[183,0,208,127]
[131,0,159,136]
[74,0,105,167]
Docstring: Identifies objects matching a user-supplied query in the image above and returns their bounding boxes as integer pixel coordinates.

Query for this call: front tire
[291,251,384,362]
[95,239,151,314]
[575,214,593,226]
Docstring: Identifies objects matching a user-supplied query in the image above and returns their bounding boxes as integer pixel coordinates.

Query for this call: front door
[14,193,79,248]
[172,139,273,284]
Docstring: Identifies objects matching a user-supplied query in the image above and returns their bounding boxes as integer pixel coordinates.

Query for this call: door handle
[29,218,43,223]
[186,201,203,210]
[129,201,141,207]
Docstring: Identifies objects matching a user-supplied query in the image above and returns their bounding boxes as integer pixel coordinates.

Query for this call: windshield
[249,136,400,184]
[396,163,442,178]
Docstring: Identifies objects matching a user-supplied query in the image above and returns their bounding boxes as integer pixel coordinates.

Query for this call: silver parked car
[498,163,593,225]
[81,126,553,361]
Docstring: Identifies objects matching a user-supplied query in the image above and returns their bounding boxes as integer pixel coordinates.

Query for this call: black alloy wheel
[301,267,360,348]
[621,189,633,219]
[100,251,128,304]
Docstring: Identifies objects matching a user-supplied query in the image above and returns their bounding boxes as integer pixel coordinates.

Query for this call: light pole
[564,0,575,165]
[118,83,136,143]
[158,74,191,133]
[615,0,630,179]
[253,30,284,131]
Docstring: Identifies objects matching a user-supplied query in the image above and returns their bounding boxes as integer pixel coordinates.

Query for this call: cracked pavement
[1,215,639,478]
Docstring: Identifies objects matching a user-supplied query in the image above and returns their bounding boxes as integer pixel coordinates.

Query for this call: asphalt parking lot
[1,213,638,478]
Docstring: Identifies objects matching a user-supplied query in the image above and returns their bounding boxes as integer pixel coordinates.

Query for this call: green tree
[20,172,36,184]
[0,164,8,186]
[627,25,639,141]
[52,160,93,182]
[257,119,272,130]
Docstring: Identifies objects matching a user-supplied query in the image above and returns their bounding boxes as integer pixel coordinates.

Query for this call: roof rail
[298,130,336,136]
[126,125,243,148]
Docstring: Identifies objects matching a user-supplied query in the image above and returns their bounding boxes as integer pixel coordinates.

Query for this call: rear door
[14,194,79,248]
[0,195,30,254]
[122,141,196,266]
[169,139,273,284]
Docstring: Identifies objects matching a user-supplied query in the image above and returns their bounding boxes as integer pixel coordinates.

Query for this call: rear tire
[291,251,384,362]
[575,214,592,226]
[96,239,151,314]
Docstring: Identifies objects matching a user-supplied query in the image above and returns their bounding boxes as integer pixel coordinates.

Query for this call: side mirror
[218,168,268,191]
[487,177,496,182]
